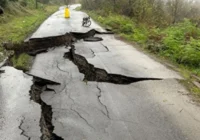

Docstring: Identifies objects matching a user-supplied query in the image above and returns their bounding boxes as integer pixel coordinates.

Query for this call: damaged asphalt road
[1,4,200,140]
[0,67,41,140]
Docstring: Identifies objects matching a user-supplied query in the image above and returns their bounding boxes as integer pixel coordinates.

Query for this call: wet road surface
[1,4,200,140]
[0,67,41,140]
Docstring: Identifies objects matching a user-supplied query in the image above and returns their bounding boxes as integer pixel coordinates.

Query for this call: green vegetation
[82,0,200,26]
[87,11,200,96]
[162,21,200,67]
[82,0,200,80]
[11,53,32,71]
[0,5,58,43]
[0,1,58,71]
[89,12,200,75]
[96,14,148,43]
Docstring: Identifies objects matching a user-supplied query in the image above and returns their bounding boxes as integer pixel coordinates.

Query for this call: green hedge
[89,11,200,75]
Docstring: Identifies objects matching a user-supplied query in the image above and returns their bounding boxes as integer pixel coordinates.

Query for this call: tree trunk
[113,0,116,12]
[173,0,179,24]
[36,0,38,9]
[0,6,4,15]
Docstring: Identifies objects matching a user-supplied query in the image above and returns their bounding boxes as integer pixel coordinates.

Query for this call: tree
[81,0,200,25]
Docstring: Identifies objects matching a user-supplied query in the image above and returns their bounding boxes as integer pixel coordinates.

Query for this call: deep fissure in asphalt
[64,45,162,84]
[2,33,73,55]
[1,29,162,139]
[2,29,103,55]
[29,78,63,140]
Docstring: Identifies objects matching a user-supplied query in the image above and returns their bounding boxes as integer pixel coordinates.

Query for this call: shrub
[132,26,149,43]
[120,24,134,34]
[11,53,31,71]
[160,20,200,67]
[0,0,7,7]
[89,11,200,69]
[146,42,167,53]
[20,0,27,7]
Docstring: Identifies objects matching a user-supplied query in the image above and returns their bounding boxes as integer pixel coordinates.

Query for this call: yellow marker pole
[65,8,70,18]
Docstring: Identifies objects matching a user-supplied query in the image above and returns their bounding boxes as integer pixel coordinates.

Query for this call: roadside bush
[89,11,200,69]
[92,12,148,43]
[160,19,200,67]
[132,27,149,43]
[20,0,27,7]
[178,45,200,67]
[148,28,164,42]
[97,14,134,34]
[0,0,7,7]
[11,53,31,71]
[120,23,134,34]
[146,42,167,53]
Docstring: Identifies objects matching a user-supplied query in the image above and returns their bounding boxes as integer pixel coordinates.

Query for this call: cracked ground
[1,4,200,140]
[28,42,200,140]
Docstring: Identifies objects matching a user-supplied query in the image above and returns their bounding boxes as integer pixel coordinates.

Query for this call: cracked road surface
[1,4,200,140]
[31,4,106,39]
[0,67,41,140]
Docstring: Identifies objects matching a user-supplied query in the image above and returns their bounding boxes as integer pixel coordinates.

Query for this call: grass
[87,10,200,97]
[11,53,32,71]
[0,5,58,44]
[0,3,58,71]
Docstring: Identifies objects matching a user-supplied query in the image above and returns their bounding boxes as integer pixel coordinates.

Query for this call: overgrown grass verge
[87,10,200,97]
[0,5,58,44]
[11,53,32,71]
[0,3,58,71]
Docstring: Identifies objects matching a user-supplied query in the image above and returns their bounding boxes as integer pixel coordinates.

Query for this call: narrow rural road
[1,4,200,140]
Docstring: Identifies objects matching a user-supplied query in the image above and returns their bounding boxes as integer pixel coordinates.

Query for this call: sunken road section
[29,77,64,140]
[64,45,162,84]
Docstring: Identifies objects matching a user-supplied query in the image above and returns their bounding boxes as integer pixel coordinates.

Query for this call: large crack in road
[2,29,103,56]
[30,78,64,140]
[64,45,162,84]
[25,32,163,140]
[1,25,169,140]
[18,116,31,140]
[3,33,73,55]
[1,6,200,140]
[96,84,110,119]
